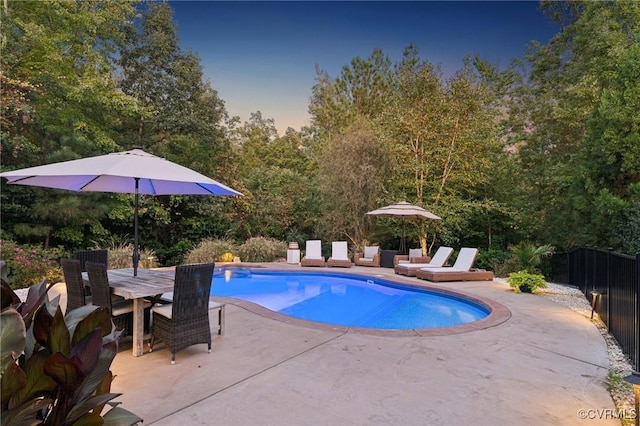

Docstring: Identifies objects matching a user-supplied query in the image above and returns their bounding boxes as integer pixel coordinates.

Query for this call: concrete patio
[79,264,618,425]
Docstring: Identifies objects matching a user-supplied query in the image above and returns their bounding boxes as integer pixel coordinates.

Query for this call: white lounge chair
[300,240,326,267]
[418,247,478,273]
[327,241,352,268]
[393,246,454,276]
[415,248,493,282]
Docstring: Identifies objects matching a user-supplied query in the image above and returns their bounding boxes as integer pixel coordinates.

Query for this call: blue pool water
[210,269,489,330]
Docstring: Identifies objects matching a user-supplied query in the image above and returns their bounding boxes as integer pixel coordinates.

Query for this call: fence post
[592,246,597,295]
[636,253,640,372]
[607,248,613,329]
[584,247,589,297]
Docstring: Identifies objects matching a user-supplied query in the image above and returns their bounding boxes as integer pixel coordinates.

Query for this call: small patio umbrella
[366,200,441,254]
[0,148,243,276]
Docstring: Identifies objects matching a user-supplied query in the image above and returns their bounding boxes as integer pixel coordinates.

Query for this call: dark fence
[555,248,639,372]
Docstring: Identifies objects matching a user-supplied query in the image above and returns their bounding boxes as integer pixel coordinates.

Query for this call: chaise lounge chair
[300,240,326,267]
[354,245,380,267]
[415,247,494,282]
[327,241,352,268]
[394,246,454,276]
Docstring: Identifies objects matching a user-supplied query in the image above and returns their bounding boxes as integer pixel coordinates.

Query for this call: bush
[0,240,64,288]
[474,247,509,271]
[185,238,239,264]
[508,241,554,274]
[106,242,156,269]
[238,237,287,262]
[507,270,547,293]
[493,242,554,277]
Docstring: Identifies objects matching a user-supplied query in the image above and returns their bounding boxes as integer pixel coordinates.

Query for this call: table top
[83,268,175,300]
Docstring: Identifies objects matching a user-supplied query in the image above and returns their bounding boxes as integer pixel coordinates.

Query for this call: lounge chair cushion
[331,241,349,261]
[305,240,323,259]
[398,248,424,265]
[364,246,378,259]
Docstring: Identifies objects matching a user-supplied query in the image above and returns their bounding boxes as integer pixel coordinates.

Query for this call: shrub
[0,240,64,288]
[508,241,554,274]
[106,242,156,269]
[0,279,142,424]
[507,270,547,293]
[474,248,509,271]
[238,237,287,262]
[185,238,239,264]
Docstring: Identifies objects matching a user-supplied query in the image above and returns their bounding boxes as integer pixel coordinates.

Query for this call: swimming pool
[210,268,490,330]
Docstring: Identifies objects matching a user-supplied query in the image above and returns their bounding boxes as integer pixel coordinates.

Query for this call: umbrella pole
[133,178,139,276]
[400,218,407,255]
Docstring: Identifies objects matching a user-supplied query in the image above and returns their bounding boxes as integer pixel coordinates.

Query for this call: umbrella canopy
[366,201,441,254]
[0,148,243,275]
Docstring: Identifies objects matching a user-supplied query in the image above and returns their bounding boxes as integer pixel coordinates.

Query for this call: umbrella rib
[78,176,101,191]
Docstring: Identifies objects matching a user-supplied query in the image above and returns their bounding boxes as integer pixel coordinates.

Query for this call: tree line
[1,0,638,266]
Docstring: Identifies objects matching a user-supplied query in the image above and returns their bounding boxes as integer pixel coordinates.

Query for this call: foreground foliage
[0,279,141,425]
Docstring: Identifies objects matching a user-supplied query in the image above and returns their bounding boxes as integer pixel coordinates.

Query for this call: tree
[0,0,140,248]
[508,0,640,251]
[316,118,395,246]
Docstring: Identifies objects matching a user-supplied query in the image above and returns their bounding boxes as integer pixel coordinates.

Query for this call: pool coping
[210,265,511,337]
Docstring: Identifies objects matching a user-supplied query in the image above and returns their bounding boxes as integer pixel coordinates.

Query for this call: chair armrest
[394,255,409,266]
[410,256,432,264]
[354,252,363,262]
[372,253,380,266]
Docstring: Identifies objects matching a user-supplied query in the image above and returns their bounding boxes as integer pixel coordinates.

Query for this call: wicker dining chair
[74,249,108,272]
[85,261,142,336]
[149,262,215,364]
[61,258,92,312]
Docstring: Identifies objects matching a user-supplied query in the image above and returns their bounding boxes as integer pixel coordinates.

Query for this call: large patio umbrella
[366,201,441,254]
[0,148,243,276]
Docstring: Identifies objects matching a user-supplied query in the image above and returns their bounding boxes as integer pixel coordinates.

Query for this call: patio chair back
[331,241,349,261]
[305,240,323,259]
[61,258,88,312]
[408,248,423,260]
[363,246,379,259]
[451,248,478,271]
[86,261,116,313]
[429,247,455,267]
[74,249,108,272]
[86,261,134,334]
[150,262,215,364]
[172,263,214,322]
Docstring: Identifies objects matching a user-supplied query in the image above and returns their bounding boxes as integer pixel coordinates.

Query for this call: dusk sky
[169,1,559,134]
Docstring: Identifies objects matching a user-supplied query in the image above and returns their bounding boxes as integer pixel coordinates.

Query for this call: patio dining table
[82,268,175,357]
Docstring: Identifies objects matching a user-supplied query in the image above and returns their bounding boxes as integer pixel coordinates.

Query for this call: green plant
[506,241,554,275]
[0,240,64,289]
[507,270,547,294]
[185,238,239,263]
[238,237,287,262]
[474,247,509,271]
[0,279,142,425]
